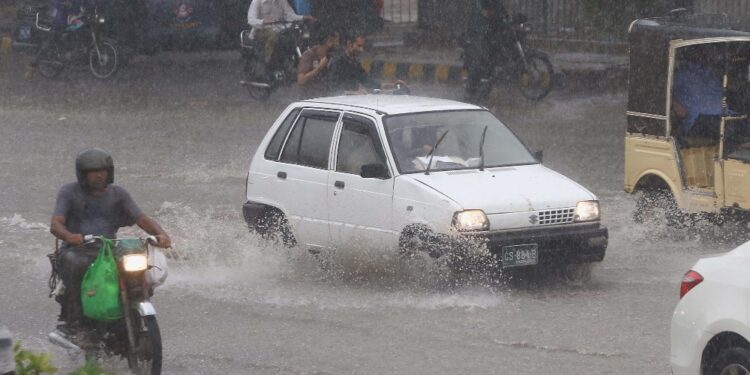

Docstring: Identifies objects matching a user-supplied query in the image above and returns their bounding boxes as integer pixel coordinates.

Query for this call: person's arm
[247,0,263,27]
[50,215,84,246]
[136,215,171,248]
[673,99,688,119]
[297,54,328,85]
[281,0,305,22]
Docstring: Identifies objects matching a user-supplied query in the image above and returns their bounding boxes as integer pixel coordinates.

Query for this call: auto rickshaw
[624,11,750,223]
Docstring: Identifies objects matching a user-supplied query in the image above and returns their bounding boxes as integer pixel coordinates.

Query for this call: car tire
[562,262,593,286]
[708,347,750,375]
[257,209,295,248]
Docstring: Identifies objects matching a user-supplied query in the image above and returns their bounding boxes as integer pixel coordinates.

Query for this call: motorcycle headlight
[574,200,600,222]
[123,254,148,272]
[452,210,490,231]
[98,17,106,24]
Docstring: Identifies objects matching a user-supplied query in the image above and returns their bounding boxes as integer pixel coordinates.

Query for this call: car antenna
[425,130,449,175]
[479,125,488,171]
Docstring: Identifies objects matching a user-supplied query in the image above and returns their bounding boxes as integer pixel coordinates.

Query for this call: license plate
[502,244,538,268]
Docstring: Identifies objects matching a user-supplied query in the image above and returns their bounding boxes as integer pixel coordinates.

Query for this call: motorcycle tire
[37,44,64,79]
[88,38,119,79]
[127,315,162,375]
[517,51,554,101]
[242,59,272,101]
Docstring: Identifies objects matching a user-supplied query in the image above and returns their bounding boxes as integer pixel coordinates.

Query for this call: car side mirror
[532,149,543,163]
[360,163,389,179]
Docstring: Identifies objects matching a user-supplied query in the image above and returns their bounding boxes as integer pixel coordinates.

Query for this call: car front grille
[536,208,575,225]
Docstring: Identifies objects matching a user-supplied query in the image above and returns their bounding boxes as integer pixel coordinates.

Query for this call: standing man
[297,28,339,98]
[247,0,314,78]
[50,148,171,346]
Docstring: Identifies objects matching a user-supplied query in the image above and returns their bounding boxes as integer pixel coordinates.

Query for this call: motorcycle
[47,235,166,375]
[239,21,312,101]
[33,8,119,79]
[462,13,554,102]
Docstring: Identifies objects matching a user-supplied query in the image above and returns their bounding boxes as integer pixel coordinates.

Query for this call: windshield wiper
[479,125,488,171]
[425,130,449,175]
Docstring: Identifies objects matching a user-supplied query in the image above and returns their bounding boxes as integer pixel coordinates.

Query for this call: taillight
[679,270,704,299]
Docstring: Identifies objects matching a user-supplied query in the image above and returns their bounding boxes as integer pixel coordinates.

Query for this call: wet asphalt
[1,50,747,374]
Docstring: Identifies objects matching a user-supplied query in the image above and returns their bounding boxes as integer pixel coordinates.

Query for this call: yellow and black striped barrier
[361,58,466,84]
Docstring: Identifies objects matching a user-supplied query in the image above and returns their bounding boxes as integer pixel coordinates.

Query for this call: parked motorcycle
[239,21,312,101]
[462,13,554,102]
[48,236,166,375]
[33,8,119,79]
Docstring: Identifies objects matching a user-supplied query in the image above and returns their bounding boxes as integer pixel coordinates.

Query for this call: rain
[1,0,750,374]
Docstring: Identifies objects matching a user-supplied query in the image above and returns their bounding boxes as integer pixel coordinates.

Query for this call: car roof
[301,95,483,116]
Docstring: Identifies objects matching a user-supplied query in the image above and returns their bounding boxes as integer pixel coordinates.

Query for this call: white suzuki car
[671,242,750,375]
[242,95,607,271]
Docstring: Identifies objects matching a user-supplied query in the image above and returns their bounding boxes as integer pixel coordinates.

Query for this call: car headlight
[574,200,600,222]
[452,210,489,231]
[122,254,148,272]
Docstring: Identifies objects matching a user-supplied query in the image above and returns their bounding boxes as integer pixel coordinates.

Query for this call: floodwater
[0,52,746,374]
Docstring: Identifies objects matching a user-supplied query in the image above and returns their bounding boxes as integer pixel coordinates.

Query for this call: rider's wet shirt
[247,0,304,36]
[53,182,144,241]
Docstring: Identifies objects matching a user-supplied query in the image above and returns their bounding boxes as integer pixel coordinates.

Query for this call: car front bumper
[466,223,608,266]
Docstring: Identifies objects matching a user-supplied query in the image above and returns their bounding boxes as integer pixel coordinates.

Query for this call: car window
[383,110,537,173]
[336,115,389,177]
[280,110,339,169]
[265,108,301,161]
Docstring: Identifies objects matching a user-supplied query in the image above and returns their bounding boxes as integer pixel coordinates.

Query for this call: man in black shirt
[50,148,171,343]
[327,33,381,94]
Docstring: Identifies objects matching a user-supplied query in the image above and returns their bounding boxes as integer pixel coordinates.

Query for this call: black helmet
[75,148,114,188]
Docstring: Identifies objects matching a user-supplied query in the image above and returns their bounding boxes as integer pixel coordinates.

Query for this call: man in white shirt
[247,0,314,75]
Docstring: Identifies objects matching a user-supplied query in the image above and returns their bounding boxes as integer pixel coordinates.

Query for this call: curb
[361,57,629,91]
[0,36,11,55]
[361,58,466,84]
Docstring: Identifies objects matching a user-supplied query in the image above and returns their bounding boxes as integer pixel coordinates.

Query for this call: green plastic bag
[81,238,123,321]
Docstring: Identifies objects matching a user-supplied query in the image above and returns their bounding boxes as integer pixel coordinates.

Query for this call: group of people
[246,0,401,98]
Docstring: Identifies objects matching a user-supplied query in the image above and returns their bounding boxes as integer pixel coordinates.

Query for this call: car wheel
[562,262,592,286]
[257,209,295,247]
[708,347,750,375]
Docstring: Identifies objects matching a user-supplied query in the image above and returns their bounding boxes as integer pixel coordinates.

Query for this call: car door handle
[277,171,287,180]
[334,180,345,189]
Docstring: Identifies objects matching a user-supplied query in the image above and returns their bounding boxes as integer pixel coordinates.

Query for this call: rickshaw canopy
[628,14,750,119]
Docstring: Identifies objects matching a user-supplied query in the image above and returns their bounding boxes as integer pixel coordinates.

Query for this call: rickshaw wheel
[633,188,691,229]
[517,51,554,101]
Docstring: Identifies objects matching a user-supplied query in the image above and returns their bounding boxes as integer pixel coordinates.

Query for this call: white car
[242,95,607,270]
[671,243,750,375]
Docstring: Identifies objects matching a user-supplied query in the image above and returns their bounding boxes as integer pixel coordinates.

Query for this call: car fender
[393,175,462,236]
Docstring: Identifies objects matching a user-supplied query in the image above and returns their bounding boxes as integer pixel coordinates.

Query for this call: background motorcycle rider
[464,0,511,99]
[50,148,171,346]
[247,0,315,79]
[296,27,339,99]
[28,0,94,73]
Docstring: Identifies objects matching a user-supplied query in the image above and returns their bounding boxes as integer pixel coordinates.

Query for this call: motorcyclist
[28,0,94,73]
[247,0,315,79]
[50,148,171,346]
[464,0,511,99]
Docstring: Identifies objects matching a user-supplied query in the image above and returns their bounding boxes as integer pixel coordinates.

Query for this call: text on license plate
[502,244,538,268]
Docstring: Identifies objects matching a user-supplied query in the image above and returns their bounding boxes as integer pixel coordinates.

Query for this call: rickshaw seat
[680,144,717,189]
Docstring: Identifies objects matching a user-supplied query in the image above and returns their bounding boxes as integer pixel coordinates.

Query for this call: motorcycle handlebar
[81,235,158,246]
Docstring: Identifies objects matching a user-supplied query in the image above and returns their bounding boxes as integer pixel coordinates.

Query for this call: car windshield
[383,110,538,174]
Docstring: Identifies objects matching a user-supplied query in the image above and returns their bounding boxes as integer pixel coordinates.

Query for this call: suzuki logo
[528,214,538,224]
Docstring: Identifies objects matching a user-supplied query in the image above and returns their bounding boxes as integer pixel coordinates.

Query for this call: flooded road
[0,53,745,374]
